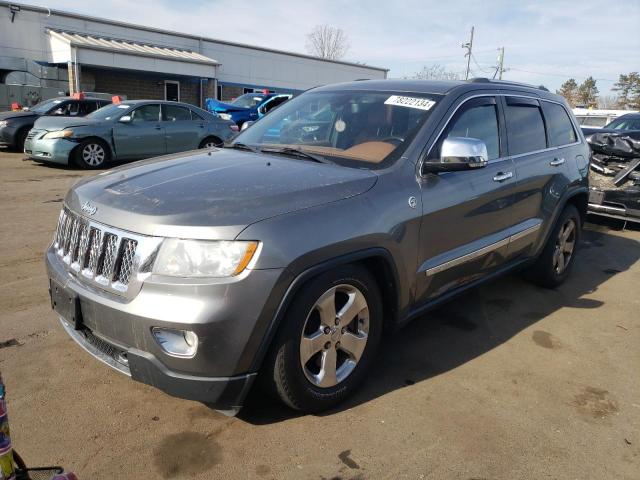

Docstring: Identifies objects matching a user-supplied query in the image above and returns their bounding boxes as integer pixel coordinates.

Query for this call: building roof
[2,1,388,73]
[48,29,220,66]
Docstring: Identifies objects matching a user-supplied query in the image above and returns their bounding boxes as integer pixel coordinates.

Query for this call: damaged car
[588,132,640,223]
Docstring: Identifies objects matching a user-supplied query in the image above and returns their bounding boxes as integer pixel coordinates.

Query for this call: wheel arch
[249,247,401,373]
[533,186,589,259]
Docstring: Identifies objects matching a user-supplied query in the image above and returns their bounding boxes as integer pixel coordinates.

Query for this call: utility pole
[497,47,505,80]
[462,26,474,80]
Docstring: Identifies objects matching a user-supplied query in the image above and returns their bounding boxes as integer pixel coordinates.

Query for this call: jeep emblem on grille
[81,201,97,216]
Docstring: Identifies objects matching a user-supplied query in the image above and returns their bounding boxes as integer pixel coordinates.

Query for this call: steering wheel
[379,136,405,146]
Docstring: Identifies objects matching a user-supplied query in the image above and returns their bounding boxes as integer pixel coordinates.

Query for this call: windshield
[231,93,267,108]
[605,116,640,130]
[232,90,442,168]
[86,103,130,120]
[30,98,64,114]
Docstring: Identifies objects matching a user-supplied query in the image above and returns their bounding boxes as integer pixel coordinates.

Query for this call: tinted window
[543,102,576,147]
[131,104,160,123]
[162,105,192,121]
[191,109,204,121]
[606,116,640,130]
[445,103,500,160]
[505,103,546,155]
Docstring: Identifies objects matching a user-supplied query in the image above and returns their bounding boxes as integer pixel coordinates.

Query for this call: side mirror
[119,115,132,123]
[241,121,254,131]
[422,137,488,174]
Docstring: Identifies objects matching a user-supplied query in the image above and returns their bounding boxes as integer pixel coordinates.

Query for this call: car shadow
[236,221,640,425]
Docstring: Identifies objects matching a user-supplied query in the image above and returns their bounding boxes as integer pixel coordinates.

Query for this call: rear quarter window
[504,99,547,155]
[543,102,577,147]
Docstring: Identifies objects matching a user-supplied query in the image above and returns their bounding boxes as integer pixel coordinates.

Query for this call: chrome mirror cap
[440,137,488,167]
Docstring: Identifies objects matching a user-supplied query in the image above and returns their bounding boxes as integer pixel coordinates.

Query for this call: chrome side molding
[425,220,542,276]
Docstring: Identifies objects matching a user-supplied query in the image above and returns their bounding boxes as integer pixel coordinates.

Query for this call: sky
[26,0,640,95]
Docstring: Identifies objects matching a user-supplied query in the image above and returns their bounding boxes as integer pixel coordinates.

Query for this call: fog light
[152,327,198,357]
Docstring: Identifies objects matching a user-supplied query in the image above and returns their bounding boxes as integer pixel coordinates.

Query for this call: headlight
[218,113,232,121]
[153,239,259,277]
[0,120,8,128]
[43,130,74,139]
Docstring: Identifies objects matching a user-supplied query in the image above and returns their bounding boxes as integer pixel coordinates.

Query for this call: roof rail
[469,77,549,91]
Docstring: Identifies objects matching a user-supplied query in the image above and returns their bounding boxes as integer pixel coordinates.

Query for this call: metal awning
[48,29,219,78]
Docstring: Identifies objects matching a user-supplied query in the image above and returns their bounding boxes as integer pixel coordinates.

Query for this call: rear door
[503,95,573,259]
[113,103,166,159]
[162,104,200,153]
[416,95,517,302]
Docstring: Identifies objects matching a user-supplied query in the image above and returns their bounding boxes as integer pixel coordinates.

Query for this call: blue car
[205,92,291,127]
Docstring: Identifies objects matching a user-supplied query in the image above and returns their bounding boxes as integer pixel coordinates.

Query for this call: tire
[199,136,223,149]
[525,204,581,288]
[73,139,110,169]
[261,265,383,412]
[14,128,29,152]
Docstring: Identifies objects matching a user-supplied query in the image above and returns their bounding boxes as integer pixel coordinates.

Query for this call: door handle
[550,158,565,166]
[493,171,513,182]
[155,125,162,130]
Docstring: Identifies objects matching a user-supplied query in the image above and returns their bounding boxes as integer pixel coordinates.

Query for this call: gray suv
[46,79,589,414]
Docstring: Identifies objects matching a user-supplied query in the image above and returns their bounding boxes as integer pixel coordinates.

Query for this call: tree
[557,79,578,107]
[305,25,350,60]
[577,77,598,108]
[408,64,460,81]
[612,72,640,109]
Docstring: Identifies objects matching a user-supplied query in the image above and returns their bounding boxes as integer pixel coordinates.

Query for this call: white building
[0,1,388,109]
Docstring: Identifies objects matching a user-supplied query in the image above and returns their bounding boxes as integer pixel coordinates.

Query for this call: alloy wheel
[553,218,576,274]
[82,143,106,166]
[299,284,369,388]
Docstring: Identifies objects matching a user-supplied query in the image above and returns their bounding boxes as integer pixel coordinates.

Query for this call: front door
[415,95,517,302]
[113,104,166,159]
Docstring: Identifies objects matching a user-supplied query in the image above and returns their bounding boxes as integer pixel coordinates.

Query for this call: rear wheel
[73,139,110,169]
[261,265,382,412]
[525,204,581,288]
[199,136,223,149]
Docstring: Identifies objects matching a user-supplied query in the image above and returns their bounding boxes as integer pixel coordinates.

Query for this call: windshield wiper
[260,147,332,164]
[226,142,258,153]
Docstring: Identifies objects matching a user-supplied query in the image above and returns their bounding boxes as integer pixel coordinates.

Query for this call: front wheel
[73,139,109,169]
[525,204,581,288]
[261,265,382,412]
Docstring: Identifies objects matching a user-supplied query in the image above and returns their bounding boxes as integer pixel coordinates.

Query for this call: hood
[34,116,101,131]
[66,149,378,239]
[0,110,38,121]
[205,98,249,114]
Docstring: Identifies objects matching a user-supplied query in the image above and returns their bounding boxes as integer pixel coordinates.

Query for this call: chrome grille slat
[115,239,137,285]
[53,208,144,295]
[84,227,102,275]
[97,233,118,281]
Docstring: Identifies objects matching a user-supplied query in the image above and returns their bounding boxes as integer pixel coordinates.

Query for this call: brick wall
[85,68,202,106]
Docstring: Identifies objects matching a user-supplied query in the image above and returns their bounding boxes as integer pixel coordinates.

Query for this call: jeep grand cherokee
[46,79,589,414]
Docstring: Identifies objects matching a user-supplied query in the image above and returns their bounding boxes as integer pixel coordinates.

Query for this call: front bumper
[588,188,640,223]
[24,135,75,164]
[46,247,284,410]
[0,125,18,147]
